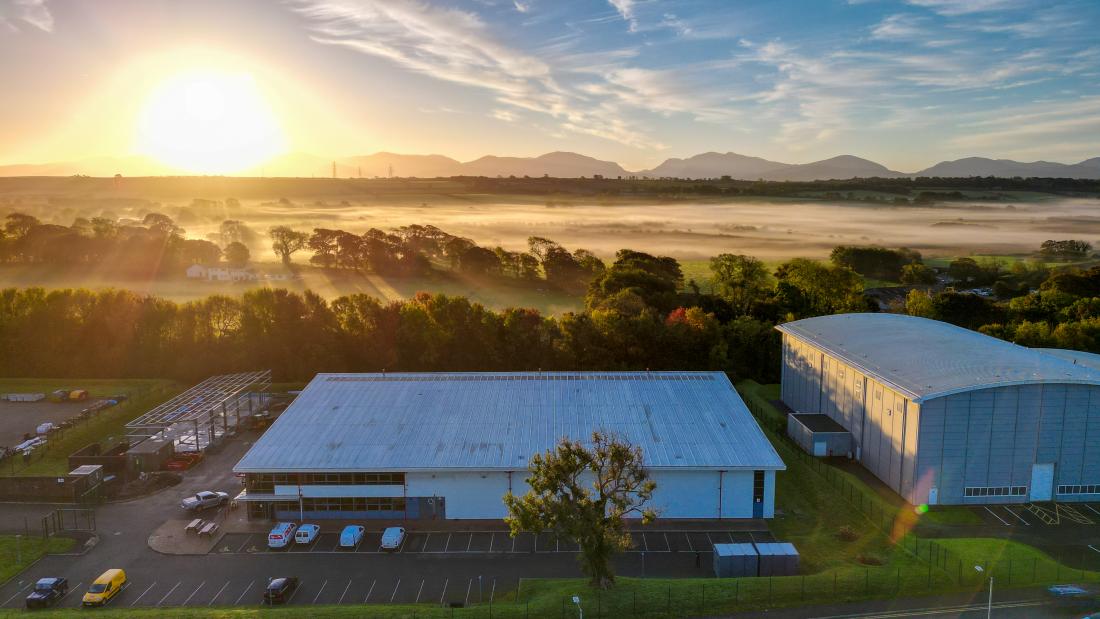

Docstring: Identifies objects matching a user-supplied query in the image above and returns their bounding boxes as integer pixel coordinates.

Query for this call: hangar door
[1029,463,1054,502]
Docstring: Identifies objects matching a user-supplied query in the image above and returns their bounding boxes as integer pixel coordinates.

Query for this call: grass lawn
[0,535,74,584]
[0,379,179,477]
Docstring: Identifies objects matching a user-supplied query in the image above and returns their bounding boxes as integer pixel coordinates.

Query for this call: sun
[135,70,286,174]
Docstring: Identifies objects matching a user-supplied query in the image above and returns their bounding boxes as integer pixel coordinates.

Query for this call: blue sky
[1,0,1098,171]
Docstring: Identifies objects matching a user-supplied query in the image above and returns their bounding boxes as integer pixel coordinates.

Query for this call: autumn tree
[268,226,308,264]
[504,432,656,588]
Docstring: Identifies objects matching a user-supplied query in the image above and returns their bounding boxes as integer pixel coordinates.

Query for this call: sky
[1,0,1099,172]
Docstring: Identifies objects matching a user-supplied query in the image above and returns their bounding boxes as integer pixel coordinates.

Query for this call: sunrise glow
[135,71,285,174]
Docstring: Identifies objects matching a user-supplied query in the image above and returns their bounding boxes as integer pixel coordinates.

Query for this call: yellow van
[82,569,126,606]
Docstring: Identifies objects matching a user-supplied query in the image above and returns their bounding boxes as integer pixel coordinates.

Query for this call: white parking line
[182,581,206,606]
[489,578,496,603]
[337,580,352,604]
[286,580,303,604]
[363,579,376,603]
[130,582,157,607]
[464,579,472,607]
[1,582,32,607]
[439,579,449,604]
[236,535,254,553]
[684,532,694,552]
[445,533,452,552]
[705,532,715,546]
[1002,506,1031,526]
[983,506,1012,526]
[311,580,328,604]
[467,534,473,552]
[208,581,230,606]
[423,533,431,552]
[156,581,181,606]
[641,532,650,551]
[415,579,424,603]
[60,582,82,601]
[1088,544,1100,554]
[389,579,401,603]
[489,532,495,553]
[511,534,516,553]
[233,580,255,605]
[1084,504,1100,518]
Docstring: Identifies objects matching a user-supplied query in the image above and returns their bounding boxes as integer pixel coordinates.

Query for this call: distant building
[185,264,259,282]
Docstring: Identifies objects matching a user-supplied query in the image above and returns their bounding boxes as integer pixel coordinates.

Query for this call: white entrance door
[813,441,827,457]
[928,487,938,506]
[1029,463,1055,502]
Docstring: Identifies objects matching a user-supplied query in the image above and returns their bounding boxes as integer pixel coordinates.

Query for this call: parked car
[263,577,299,604]
[267,522,298,549]
[339,525,365,548]
[82,569,126,607]
[1048,584,1098,608]
[294,524,320,544]
[381,526,406,550]
[180,490,229,511]
[25,577,67,608]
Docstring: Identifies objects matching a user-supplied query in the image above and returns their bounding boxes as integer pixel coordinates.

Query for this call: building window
[964,486,1026,497]
[1058,484,1100,495]
[272,497,407,512]
[753,471,765,504]
[247,472,405,488]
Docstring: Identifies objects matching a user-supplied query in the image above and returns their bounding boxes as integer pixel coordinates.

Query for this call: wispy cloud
[0,0,53,33]
[291,0,664,148]
[607,0,637,31]
[870,14,926,40]
[905,0,1026,16]
[512,0,529,14]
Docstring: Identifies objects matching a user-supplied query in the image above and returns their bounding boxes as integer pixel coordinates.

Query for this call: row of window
[963,486,1027,497]
[269,497,407,512]
[247,472,405,491]
[1058,485,1100,495]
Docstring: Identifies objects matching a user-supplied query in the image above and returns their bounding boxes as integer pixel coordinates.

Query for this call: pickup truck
[180,490,229,511]
[26,577,68,608]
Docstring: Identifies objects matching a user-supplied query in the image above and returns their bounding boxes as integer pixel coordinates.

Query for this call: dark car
[263,577,298,604]
[26,577,68,608]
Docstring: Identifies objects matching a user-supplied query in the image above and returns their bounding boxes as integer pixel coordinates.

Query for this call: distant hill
[639,152,788,179]
[3,150,1099,180]
[461,151,629,178]
[760,155,906,181]
[915,157,1100,179]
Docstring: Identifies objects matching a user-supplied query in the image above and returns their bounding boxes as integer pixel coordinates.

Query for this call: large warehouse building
[777,313,1100,506]
[233,371,784,521]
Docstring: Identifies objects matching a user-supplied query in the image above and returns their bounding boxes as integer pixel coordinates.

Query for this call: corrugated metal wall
[781,333,920,503]
[915,384,1100,505]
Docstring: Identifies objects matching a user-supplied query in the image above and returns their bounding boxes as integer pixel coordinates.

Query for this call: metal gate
[41,508,96,538]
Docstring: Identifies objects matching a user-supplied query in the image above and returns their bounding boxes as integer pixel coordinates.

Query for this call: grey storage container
[754,542,799,576]
[712,543,758,577]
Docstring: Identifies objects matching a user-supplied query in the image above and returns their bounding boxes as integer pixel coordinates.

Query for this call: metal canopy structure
[127,370,271,452]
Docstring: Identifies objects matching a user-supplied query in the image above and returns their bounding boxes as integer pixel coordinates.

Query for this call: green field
[0,379,179,477]
[0,535,74,584]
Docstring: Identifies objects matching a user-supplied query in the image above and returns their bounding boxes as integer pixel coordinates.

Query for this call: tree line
[0,212,255,274]
[0,248,879,381]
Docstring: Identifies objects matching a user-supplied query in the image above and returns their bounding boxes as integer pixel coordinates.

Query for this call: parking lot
[214,529,776,556]
[972,502,1100,527]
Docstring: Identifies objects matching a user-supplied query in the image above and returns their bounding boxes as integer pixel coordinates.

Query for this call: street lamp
[572,595,583,619]
[974,565,992,619]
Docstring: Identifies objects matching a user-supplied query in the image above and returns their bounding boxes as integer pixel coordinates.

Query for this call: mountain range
[2,151,1099,180]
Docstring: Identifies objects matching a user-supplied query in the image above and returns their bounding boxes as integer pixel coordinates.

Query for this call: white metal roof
[776,313,1100,402]
[1034,348,1100,372]
[233,371,784,473]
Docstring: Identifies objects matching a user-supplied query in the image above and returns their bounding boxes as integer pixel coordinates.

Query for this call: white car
[180,491,229,511]
[381,526,406,551]
[267,522,298,550]
[294,524,320,545]
[339,525,365,548]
